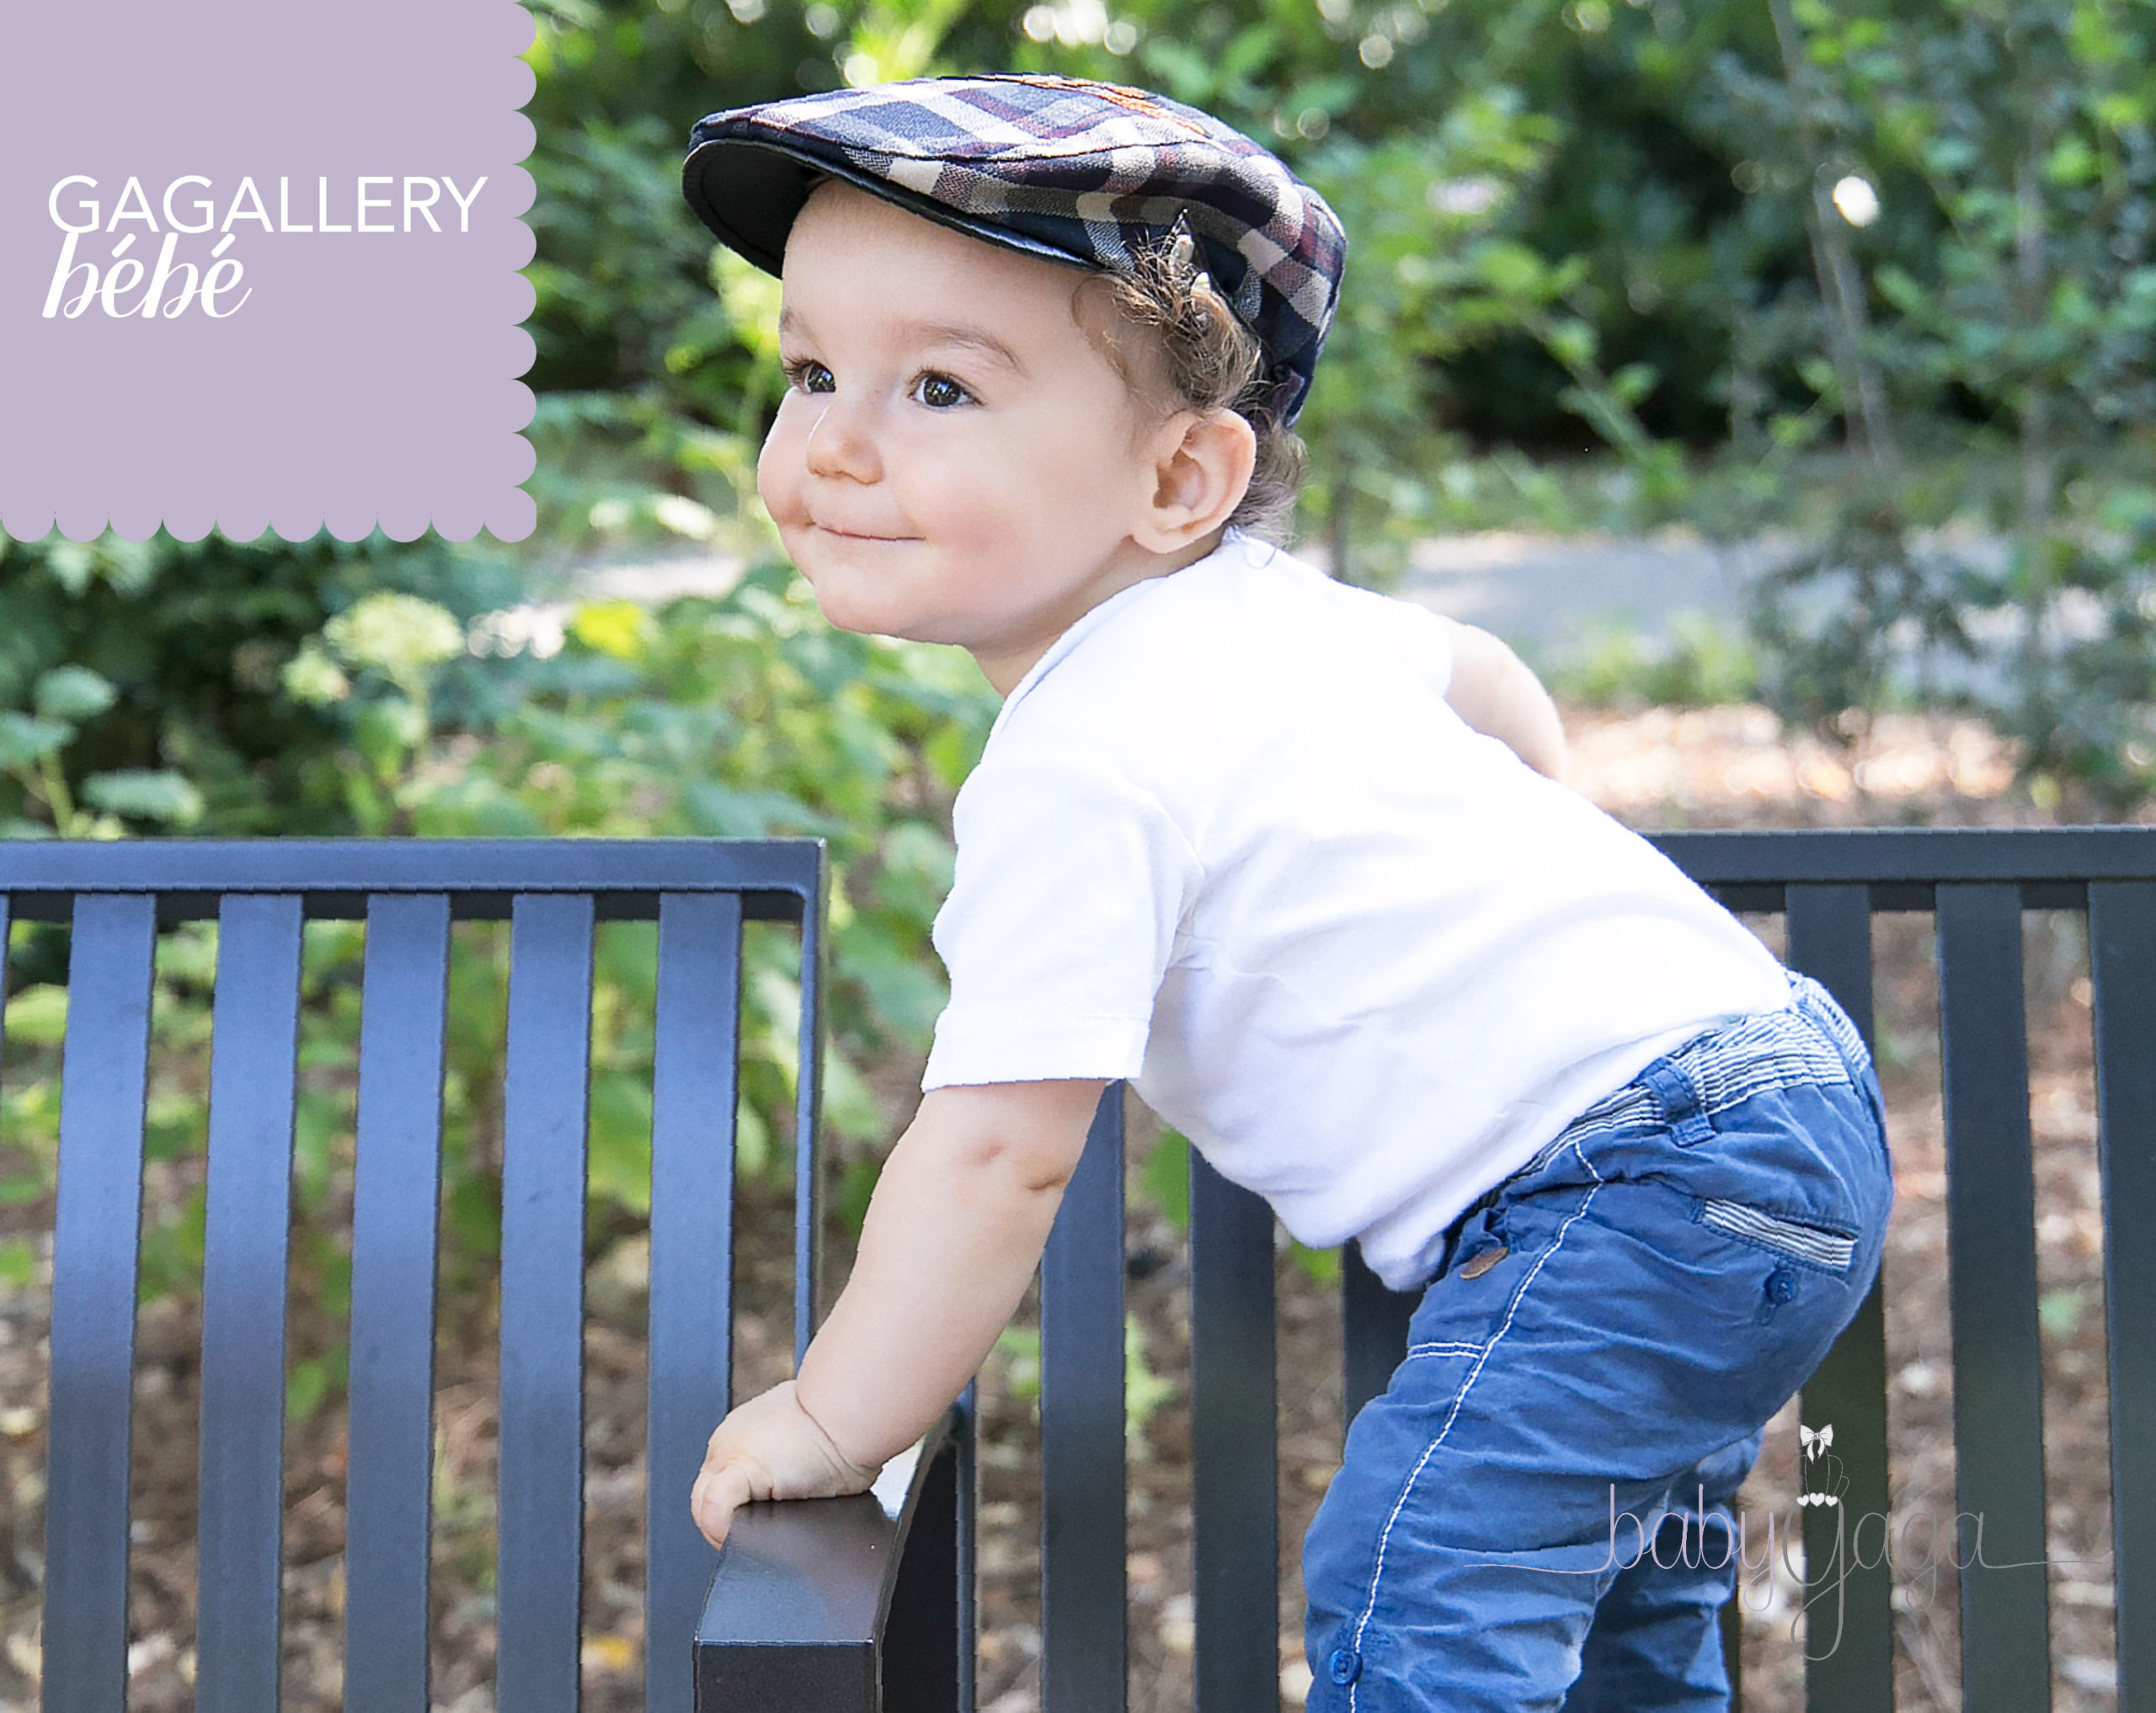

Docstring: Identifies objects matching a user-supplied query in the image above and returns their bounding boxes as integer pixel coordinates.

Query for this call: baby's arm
[691,1077,1105,1547]
[1439,616,1569,781]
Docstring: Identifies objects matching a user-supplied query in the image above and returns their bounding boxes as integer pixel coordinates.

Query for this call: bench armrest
[695,1405,969,1713]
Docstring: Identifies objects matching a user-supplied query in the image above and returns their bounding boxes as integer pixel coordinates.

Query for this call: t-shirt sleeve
[1336,579,1454,700]
[921,751,1201,1089]
[1387,597,1455,700]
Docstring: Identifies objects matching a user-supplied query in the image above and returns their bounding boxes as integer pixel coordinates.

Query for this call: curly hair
[1086,234,1310,544]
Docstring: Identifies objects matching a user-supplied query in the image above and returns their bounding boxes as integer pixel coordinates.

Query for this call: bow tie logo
[1798,1422,1846,1508]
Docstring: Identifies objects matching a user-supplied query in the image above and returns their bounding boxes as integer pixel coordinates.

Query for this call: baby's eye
[783,358,835,394]
[912,371,974,410]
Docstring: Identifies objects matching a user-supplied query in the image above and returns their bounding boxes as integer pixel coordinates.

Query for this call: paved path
[1386,531,1789,651]
[557,532,1765,655]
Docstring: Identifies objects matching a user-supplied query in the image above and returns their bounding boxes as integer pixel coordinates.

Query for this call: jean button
[1765,1267,1799,1305]
[1327,1647,1362,1686]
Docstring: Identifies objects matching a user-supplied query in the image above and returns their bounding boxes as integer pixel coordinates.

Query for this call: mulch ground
[0,707,2128,1711]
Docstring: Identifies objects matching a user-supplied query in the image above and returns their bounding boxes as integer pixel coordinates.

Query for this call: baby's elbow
[1444,624,1564,771]
[915,1081,1099,1201]
[980,1132,1082,1198]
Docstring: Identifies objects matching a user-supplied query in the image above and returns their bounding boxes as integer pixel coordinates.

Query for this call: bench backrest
[11,827,2154,1712]
[1027,827,2153,1713]
[2,838,826,1713]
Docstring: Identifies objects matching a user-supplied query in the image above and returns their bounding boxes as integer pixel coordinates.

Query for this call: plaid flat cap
[682,73,1346,427]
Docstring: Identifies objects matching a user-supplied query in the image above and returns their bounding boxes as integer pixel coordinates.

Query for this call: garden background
[1,0,2152,1706]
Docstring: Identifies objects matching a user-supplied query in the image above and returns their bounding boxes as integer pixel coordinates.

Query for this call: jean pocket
[1696,1198,1856,1273]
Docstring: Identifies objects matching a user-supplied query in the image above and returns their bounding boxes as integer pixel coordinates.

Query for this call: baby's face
[758,181,1183,688]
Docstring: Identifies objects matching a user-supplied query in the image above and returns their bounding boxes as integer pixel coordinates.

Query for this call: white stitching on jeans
[1344,1134,1606,1710]
[1403,1340,1486,1358]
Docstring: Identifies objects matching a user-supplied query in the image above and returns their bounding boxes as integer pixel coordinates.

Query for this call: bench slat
[1040,1086,1128,1713]
[1784,883,1893,1712]
[1340,1244,1416,1433]
[883,1423,969,1711]
[197,895,306,1713]
[2089,882,2155,1710]
[1190,1155,1278,1713]
[344,894,453,1709]
[647,894,744,1713]
[44,894,157,1713]
[792,883,830,1367]
[498,895,597,1713]
[1935,883,2052,1709]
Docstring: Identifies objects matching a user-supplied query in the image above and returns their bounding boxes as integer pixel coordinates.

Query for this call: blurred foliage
[1539,607,1760,710]
[1713,0,2156,803]
[0,532,520,840]
[513,0,1790,579]
[0,561,995,1406]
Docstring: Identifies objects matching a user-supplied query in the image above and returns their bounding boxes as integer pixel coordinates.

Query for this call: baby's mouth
[814,520,914,542]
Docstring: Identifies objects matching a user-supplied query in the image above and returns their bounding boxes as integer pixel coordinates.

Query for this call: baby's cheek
[755,419,805,525]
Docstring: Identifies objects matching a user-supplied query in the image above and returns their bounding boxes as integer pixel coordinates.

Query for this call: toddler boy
[680,74,1892,1712]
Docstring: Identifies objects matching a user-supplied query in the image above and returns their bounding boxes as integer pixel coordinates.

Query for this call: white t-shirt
[921,529,1790,1289]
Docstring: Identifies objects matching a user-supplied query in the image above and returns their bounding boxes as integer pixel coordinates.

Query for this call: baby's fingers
[691,1463,758,1550]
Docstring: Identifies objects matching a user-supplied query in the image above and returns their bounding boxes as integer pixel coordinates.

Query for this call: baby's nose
[804,392,883,482]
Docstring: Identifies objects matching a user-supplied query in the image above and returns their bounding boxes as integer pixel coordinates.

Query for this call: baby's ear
[1133,408,1255,552]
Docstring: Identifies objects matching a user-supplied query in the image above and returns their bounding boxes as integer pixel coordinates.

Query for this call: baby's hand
[691,1379,881,1550]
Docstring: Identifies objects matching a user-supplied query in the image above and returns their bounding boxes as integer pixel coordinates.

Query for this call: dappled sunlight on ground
[1563,707,2025,829]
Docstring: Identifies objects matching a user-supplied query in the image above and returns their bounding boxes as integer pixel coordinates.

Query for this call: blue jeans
[1303,973,1893,1713]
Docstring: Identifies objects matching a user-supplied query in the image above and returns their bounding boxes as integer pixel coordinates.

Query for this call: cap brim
[682,134,1100,280]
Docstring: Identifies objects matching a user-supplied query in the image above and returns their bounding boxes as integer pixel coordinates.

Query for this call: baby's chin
[798,574,942,646]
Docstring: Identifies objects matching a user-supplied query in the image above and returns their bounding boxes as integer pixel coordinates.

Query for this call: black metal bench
[5,828,2152,1710]
[710,826,2153,1713]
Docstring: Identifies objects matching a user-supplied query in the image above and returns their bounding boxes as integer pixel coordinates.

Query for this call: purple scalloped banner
[0,0,537,543]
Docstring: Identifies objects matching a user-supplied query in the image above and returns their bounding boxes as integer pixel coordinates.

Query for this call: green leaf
[3,985,68,1047]
[34,665,116,723]
[0,1239,34,1289]
[2039,1286,2089,1338]
[993,1326,1042,1402]
[1475,240,1552,302]
[821,1050,884,1143]
[81,770,205,825]
[871,820,957,921]
[292,1086,347,1212]
[446,1171,503,1262]
[1138,1130,1192,1231]
[0,712,72,770]
[1544,318,1598,371]
[1125,1313,1176,1447]
[734,1098,772,1181]
[287,1355,332,1425]
[836,1154,881,1241]
[354,697,427,777]
[571,600,659,661]
[841,933,947,1045]
[587,1069,654,1214]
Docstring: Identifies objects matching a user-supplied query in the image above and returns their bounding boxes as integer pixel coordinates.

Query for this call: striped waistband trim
[1545,973,1868,1155]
